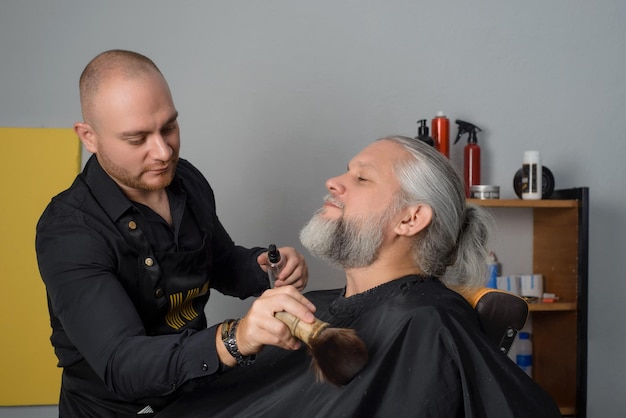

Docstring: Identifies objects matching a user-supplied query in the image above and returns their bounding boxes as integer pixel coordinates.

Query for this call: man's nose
[150,135,173,161]
[325,174,345,194]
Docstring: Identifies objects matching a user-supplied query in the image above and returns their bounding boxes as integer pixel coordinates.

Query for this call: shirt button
[155,288,164,298]
[144,257,154,267]
[128,220,137,230]
[202,363,208,371]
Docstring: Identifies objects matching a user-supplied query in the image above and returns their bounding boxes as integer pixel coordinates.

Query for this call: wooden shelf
[470,188,589,417]
[528,302,577,312]
[467,198,580,208]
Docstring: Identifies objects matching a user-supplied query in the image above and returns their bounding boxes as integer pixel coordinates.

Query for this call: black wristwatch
[222,318,256,367]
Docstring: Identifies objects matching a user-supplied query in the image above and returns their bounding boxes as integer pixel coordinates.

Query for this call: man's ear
[395,204,433,237]
[74,122,97,154]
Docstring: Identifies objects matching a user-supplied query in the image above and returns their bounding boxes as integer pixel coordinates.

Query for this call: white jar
[522,151,542,200]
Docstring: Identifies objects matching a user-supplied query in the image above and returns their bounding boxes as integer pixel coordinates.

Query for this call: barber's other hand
[237,286,316,355]
[257,246,309,290]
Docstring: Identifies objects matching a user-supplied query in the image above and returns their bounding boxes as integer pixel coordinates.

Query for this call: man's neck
[127,188,173,225]
[344,249,423,297]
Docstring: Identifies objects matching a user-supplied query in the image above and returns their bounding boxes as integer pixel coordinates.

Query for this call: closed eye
[161,122,178,134]
[127,136,146,145]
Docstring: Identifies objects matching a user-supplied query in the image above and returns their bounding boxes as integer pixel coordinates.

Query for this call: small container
[496,275,521,296]
[267,244,282,288]
[416,119,435,146]
[513,166,555,199]
[521,151,542,200]
[469,185,500,199]
[516,332,533,377]
[485,252,500,288]
[520,274,543,301]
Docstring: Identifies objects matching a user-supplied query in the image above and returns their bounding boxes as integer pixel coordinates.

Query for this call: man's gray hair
[380,135,494,290]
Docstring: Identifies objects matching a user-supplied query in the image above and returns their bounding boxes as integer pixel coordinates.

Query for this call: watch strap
[222,318,256,366]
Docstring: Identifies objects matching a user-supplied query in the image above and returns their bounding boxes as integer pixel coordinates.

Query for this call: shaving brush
[274,311,368,386]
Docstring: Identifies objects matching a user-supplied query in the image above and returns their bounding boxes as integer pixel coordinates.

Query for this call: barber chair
[461,288,529,354]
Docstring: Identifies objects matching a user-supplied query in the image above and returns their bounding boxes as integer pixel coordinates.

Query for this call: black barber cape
[158,276,561,418]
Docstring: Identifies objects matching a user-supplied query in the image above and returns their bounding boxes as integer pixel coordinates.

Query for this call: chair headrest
[460,288,529,353]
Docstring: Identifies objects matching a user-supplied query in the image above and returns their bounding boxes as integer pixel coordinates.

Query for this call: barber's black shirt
[36,155,268,401]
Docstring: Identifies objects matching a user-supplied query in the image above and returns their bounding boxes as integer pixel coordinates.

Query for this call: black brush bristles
[308,327,369,386]
[274,311,369,386]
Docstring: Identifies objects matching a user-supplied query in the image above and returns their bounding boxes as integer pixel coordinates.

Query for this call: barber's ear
[395,204,432,237]
[74,122,97,154]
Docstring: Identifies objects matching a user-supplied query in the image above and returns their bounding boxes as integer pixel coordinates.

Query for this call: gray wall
[1,1,624,416]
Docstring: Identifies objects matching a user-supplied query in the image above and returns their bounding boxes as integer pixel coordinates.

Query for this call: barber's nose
[151,135,173,161]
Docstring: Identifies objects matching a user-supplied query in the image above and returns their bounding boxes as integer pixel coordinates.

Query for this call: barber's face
[81,72,180,195]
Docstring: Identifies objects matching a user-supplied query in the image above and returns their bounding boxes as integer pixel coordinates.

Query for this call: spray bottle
[431,111,450,158]
[415,119,434,147]
[454,120,482,198]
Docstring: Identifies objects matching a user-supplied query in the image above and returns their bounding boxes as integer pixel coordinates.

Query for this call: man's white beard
[299,208,388,270]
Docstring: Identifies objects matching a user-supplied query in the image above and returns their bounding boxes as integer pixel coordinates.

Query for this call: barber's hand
[257,246,309,291]
[237,286,316,355]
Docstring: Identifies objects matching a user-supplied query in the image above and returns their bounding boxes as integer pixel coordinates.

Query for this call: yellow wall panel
[0,128,80,405]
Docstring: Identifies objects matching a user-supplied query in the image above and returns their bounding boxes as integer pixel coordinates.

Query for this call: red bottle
[464,141,480,197]
[454,120,482,197]
[431,111,450,158]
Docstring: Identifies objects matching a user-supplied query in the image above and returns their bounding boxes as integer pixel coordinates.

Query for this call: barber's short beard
[98,151,178,192]
[299,208,390,270]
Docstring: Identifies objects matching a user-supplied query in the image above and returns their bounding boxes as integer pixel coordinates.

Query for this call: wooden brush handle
[274,311,329,346]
